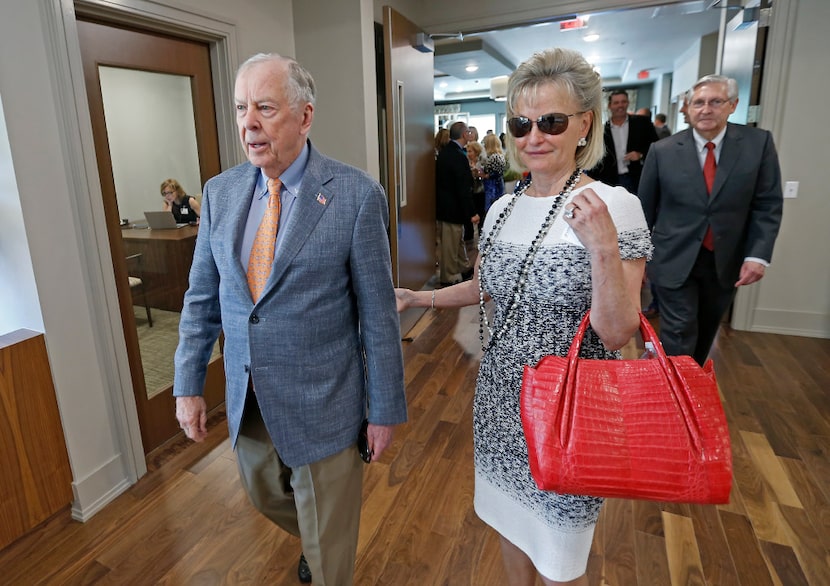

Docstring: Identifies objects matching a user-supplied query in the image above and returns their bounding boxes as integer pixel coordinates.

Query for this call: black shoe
[298,553,312,584]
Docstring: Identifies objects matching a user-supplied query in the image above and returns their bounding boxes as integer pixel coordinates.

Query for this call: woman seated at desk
[160,178,201,223]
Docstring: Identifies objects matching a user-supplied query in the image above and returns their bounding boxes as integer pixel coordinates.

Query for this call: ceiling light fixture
[465,65,479,73]
[584,33,600,42]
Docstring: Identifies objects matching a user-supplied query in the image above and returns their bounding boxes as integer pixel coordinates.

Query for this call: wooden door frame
[77,18,226,453]
[44,0,241,481]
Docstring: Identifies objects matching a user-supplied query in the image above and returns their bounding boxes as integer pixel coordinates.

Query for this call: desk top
[121,224,199,241]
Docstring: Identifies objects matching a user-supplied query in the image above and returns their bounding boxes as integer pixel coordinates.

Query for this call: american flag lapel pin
[316,193,327,205]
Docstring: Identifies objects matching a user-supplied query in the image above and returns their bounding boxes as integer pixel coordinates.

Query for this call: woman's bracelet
[431,289,436,310]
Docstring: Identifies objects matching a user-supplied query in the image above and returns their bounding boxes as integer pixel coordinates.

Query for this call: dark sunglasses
[506,112,585,138]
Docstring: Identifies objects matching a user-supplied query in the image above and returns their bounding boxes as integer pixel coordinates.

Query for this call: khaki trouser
[437,220,469,283]
[235,392,363,586]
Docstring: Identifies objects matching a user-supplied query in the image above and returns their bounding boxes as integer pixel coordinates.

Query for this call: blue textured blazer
[173,142,407,467]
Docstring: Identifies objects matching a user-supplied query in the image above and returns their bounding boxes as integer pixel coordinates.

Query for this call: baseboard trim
[748,308,830,339]
[70,454,131,522]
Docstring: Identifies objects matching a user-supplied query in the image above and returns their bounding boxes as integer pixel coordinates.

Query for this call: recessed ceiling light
[584,34,600,42]
[439,81,448,88]
[465,65,479,73]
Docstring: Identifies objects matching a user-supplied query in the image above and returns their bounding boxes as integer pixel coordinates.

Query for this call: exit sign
[560,18,587,31]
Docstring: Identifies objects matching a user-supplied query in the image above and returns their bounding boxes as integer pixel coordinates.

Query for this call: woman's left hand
[563,188,618,254]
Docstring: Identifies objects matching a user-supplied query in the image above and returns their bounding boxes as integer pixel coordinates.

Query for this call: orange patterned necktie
[247,178,282,302]
[702,142,716,251]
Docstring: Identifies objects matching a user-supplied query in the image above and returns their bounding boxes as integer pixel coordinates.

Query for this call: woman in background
[434,127,450,159]
[467,141,486,232]
[482,133,506,213]
[161,178,200,223]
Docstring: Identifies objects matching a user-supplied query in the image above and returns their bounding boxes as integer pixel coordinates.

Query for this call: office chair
[126,253,153,327]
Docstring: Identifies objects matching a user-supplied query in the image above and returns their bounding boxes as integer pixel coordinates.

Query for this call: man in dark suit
[589,89,659,194]
[173,53,406,585]
[638,74,783,365]
[654,113,672,139]
[435,121,478,286]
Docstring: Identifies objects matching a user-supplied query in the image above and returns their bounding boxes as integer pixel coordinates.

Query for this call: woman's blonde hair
[504,48,604,173]
[482,133,503,156]
[160,178,184,197]
[434,128,450,151]
[466,141,483,159]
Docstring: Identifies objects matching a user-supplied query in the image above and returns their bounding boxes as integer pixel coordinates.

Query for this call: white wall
[0,0,132,518]
[751,0,830,336]
[0,93,43,334]
[295,0,380,177]
[196,0,296,72]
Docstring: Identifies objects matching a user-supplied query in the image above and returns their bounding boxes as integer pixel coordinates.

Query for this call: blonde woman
[160,178,200,223]
[482,133,507,213]
[396,48,651,585]
[467,141,486,229]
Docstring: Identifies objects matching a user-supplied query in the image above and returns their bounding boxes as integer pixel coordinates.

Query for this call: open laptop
[144,210,188,229]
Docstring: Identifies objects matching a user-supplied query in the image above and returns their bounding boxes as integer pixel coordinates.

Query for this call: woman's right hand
[394,288,413,313]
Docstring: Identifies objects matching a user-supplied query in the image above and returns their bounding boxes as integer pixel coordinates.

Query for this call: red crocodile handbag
[520,311,732,504]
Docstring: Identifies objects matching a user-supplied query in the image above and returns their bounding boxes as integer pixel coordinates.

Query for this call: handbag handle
[560,311,706,452]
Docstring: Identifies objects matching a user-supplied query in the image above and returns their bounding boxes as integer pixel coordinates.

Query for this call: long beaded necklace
[478,168,583,352]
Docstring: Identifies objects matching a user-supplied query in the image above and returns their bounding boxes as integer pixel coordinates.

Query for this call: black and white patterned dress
[473,181,652,581]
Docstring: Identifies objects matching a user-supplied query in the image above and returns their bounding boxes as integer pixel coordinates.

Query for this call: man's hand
[735,260,766,287]
[365,423,395,462]
[175,396,208,442]
[471,214,481,224]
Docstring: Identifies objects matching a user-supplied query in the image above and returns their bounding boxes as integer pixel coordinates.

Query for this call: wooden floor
[1,305,829,585]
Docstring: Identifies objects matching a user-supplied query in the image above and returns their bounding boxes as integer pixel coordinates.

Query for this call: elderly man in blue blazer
[173,53,406,585]
[638,74,783,365]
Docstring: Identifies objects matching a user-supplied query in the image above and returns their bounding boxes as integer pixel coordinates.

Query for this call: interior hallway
[0,306,828,585]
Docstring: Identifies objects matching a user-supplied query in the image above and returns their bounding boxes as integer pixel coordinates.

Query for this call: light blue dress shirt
[240,144,310,269]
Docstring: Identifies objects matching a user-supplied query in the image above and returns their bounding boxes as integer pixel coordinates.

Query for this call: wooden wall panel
[0,330,73,550]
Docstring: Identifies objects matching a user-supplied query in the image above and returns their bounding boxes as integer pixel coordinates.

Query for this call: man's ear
[301,103,314,133]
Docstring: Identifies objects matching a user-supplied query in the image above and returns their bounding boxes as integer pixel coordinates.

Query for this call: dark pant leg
[648,281,659,310]
[691,250,736,365]
[656,249,735,365]
[654,281,700,358]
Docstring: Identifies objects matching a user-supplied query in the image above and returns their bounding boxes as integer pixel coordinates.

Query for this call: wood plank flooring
[1,305,828,585]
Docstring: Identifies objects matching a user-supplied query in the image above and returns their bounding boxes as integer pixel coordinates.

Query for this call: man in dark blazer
[435,120,478,285]
[173,54,406,585]
[654,113,672,140]
[589,89,659,194]
[638,74,783,365]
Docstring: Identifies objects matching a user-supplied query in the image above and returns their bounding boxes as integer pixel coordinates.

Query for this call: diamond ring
[564,206,577,219]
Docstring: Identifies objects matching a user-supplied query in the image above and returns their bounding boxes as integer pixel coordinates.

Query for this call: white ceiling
[434,1,737,101]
